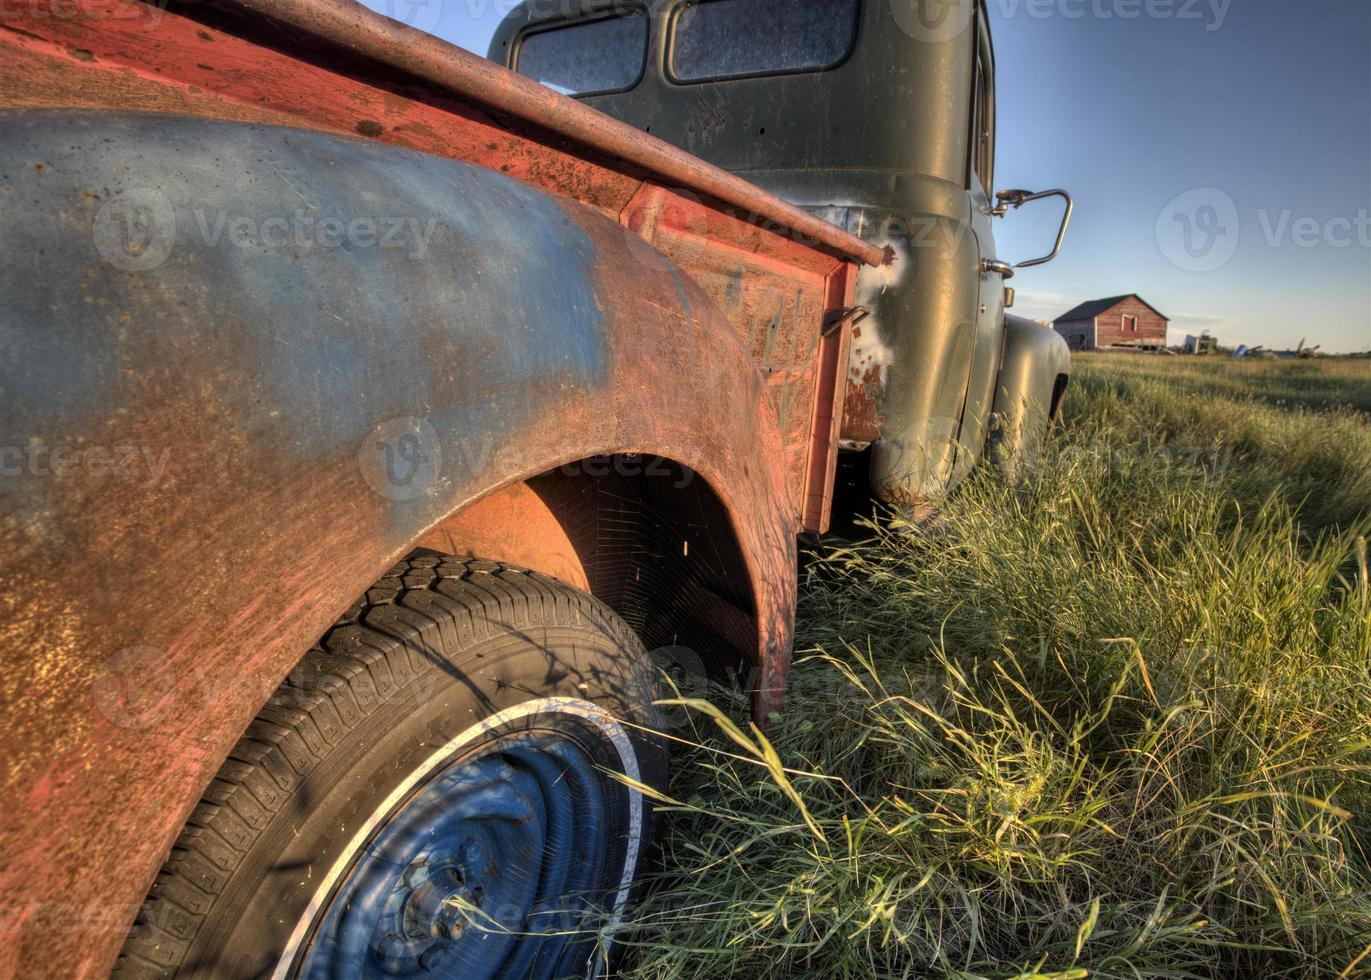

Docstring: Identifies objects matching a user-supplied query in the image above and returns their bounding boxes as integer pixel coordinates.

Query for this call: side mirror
[992,188,1074,268]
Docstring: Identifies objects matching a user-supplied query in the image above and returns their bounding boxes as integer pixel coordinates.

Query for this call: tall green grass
[623,356,1371,979]
[1068,355,1371,534]
[1075,355,1371,415]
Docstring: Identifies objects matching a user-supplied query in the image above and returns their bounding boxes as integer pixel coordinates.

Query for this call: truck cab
[493,0,1073,503]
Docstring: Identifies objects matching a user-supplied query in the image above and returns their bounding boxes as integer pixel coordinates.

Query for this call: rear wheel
[116,555,666,979]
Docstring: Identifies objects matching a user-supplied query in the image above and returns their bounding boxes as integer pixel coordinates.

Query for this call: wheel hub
[293,730,625,980]
[402,866,479,942]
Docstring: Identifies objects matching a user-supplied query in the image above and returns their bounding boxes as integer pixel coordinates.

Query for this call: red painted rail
[223,0,889,269]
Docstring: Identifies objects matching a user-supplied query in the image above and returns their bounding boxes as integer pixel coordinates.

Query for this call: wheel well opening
[1048,372,1070,422]
[416,455,758,686]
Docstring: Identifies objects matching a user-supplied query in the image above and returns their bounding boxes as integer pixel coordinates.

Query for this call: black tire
[115,555,666,979]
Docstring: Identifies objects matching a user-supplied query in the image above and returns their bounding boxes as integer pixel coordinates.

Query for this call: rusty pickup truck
[0,0,1071,975]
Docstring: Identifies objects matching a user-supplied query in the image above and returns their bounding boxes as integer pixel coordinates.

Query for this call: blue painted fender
[0,111,796,971]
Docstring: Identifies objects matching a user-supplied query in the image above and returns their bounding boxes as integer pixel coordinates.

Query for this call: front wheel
[116,555,667,979]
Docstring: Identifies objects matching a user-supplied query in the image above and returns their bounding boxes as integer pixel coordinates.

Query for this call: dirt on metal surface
[0,112,799,974]
[0,0,874,521]
[0,1,875,973]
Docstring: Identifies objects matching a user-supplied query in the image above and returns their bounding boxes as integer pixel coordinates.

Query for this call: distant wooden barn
[1053,295,1169,352]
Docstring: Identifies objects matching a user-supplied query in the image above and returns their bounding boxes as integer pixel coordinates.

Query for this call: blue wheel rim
[294,727,626,979]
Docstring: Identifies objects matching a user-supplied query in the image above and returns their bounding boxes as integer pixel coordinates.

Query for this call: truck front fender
[989,314,1072,483]
[0,111,795,974]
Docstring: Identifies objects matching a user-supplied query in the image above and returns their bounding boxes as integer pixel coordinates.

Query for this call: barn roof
[1054,294,1169,323]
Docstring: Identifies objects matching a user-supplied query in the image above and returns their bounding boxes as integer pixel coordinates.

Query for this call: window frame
[512,9,652,98]
[664,0,863,86]
[968,11,996,195]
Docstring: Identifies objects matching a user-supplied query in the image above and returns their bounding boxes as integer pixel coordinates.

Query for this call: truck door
[957,12,1008,477]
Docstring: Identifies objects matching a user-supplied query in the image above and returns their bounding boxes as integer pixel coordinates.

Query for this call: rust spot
[355,119,383,138]
[840,362,886,445]
[66,46,94,62]
[196,29,212,40]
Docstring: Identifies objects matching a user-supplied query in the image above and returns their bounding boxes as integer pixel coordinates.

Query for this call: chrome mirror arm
[991,188,1074,268]
[979,258,1014,279]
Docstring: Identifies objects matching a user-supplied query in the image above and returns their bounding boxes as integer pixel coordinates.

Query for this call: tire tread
[114,557,640,978]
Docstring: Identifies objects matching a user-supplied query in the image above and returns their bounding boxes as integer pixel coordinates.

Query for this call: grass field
[623,355,1371,979]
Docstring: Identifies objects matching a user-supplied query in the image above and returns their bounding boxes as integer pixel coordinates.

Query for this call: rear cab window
[669,0,860,83]
[514,12,650,96]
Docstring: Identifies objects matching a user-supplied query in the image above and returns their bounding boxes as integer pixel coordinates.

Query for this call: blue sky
[990,0,1370,352]
[361,0,1370,352]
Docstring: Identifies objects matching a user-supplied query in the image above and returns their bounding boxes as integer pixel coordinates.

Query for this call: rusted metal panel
[0,2,881,972]
[841,359,887,447]
[0,0,872,522]
[218,0,887,269]
[801,264,859,532]
[0,1,646,214]
[0,111,798,977]
[620,182,857,527]
[0,0,884,269]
